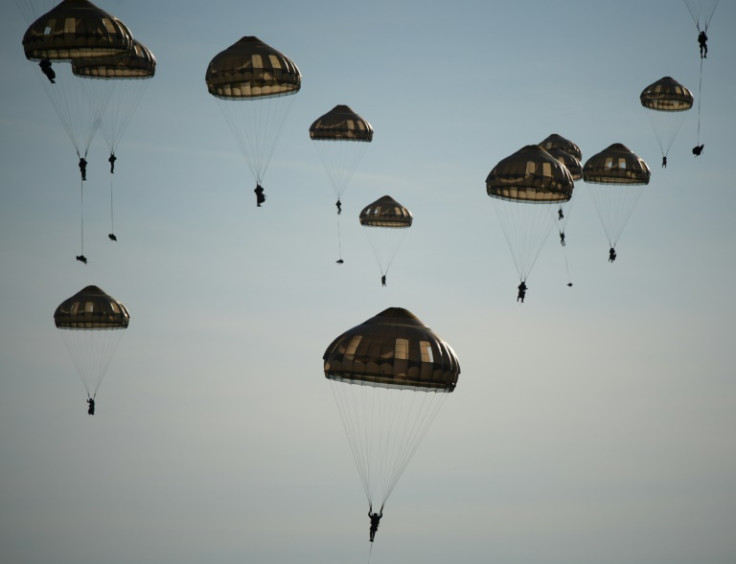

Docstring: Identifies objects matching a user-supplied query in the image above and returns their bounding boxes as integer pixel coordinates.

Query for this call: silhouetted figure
[698,30,708,58]
[368,505,383,543]
[517,281,527,303]
[381,275,386,287]
[335,199,342,214]
[558,207,564,220]
[78,157,87,181]
[336,259,344,264]
[39,58,55,83]
[559,231,566,246]
[108,233,117,241]
[661,155,667,168]
[609,247,617,262]
[254,184,265,207]
[87,397,95,415]
[692,144,704,156]
[76,254,88,264]
[108,153,117,174]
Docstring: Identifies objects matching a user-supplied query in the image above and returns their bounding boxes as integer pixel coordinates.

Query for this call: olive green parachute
[359,196,412,283]
[640,77,693,159]
[583,143,651,258]
[359,195,413,228]
[486,145,574,285]
[54,285,129,400]
[22,0,133,61]
[310,105,374,261]
[538,133,582,161]
[71,39,156,240]
[72,39,156,79]
[206,37,301,200]
[487,145,573,203]
[309,105,374,142]
[324,307,460,508]
[545,147,582,264]
[205,36,301,99]
[640,76,694,111]
[583,143,651,185]
[546,147,582,181]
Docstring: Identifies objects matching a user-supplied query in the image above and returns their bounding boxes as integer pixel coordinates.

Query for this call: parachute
[582,143,651,261]
[310,105,373,263]
[640,76,693,163]
[22,0,135,261]
[359,196,413,286]
[72,39,156,240]
[684,1,719,154]
[323,307,460,519]
[54,285,130,409]
[205,36,301,207]
[545,146,582,286]
[486,145,574,296]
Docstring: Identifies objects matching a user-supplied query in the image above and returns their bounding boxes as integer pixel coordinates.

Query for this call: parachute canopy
[583,143,651,184]
[309,105,373,141]
[54,285,130,329]
[23,0,133,61]
[72,39,156,78]
[640,76,693,112]
[539,133,582,161]
[324,307,460,390]
[205,36,301,99]
[486,145,574,203]
[359,195,413,228]
[546,147,582,181]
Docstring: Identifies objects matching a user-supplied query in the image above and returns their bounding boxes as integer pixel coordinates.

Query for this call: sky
[1,1,735,563]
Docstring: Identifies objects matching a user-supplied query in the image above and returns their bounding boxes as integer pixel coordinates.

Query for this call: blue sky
[1,1,735,563]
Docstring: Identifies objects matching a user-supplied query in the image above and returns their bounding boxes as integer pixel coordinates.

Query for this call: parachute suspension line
[696,57,704,146]
[109,171,116,237]
[216,94,296,188]
[336,213,344,263]
[329,382,373,501]
[80,176,85,257]
[366,228,409,278]
[329,381,449,508]
[59,327,126,398]
[381,390,449,504]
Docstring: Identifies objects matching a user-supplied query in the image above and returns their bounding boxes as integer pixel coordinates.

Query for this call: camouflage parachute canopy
[72,39,156,78]
[546,147,583,181]
[23,0,134,61]
[309,105,374,142]
[54,285,130,329]
[359,195,413,228]
[583,143,651,185]
[640,76,694,112]
[323,307,460,391]
[205,36,301,99]
[486,145,574,203]
[538,133,582,161]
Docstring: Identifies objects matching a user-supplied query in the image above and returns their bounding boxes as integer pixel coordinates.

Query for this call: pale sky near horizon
[2,1,735,564]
